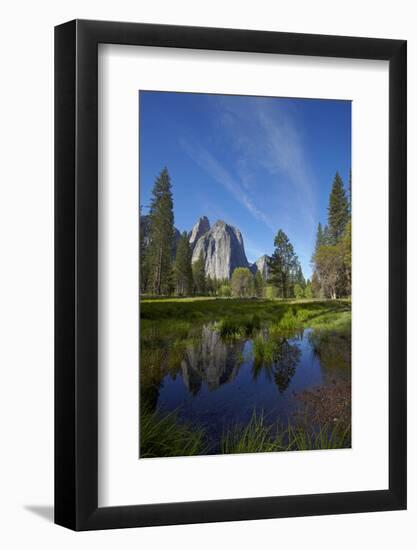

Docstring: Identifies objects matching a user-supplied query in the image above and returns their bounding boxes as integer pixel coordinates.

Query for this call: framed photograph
[55,20,406,530]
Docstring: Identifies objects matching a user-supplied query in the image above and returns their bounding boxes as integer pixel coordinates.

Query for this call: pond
[140,319,351,453]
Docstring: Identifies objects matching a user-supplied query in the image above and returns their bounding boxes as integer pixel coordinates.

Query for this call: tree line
[140,167,351,300]
[140,168,268,298]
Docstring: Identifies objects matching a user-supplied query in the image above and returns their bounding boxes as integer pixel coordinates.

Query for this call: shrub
[264,285,278,299]
[218,284,231,297]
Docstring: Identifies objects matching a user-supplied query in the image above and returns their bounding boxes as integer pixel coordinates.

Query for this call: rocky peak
[192,219,249,280]
[255,254,270,280]
[189,216,210,248]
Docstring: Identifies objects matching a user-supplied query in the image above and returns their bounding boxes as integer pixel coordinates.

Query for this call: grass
[220,410,286,454]
[140,407,206,458]
[221,411,351,454]
[140,408,351,458]
[141,298,351,339]
[253,335,278,363]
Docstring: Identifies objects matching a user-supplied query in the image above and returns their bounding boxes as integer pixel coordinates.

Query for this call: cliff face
[191,220,249,280]
[189,216,210,249]
[254,254,270,280]
[141,211,269,281]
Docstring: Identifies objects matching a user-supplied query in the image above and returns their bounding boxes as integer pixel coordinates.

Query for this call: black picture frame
[55,19,407,531]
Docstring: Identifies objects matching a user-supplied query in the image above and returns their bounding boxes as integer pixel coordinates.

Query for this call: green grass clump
[140,408,351,458]
[140,407,206,458]
[308,309,351,332]
[221,411,284,454]
[220,410,351,455]
[253,335,277,363]
[214,319,243,339]
[286,422,351,451]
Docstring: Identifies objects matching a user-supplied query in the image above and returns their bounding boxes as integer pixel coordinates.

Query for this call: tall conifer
[268,229,298,298]
[327,171,349,244]
[174,232,193,296]
[192,251,206,294]
[146,167,174,295]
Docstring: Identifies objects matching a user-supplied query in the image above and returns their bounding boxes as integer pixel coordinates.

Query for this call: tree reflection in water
[252,331,302,393]
[308,329,351,384]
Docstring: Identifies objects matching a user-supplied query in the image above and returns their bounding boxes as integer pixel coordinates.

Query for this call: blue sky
[139,91,351,279]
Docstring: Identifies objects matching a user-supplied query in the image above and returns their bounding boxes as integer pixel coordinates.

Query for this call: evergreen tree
[145,168,174,295]
[268,229,299,298]
[174,232,193,296]
[254,270,264,298]
[328,171,349,244]
[192,250,206,294]
[322,224,330,246]
[295,265,306,289]
[139,205,148,293]
[294,283,304,300]
[314,222,324,257]
[304,279,313,299]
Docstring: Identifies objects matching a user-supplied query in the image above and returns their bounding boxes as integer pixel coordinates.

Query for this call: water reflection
[308,329,351,384]
[252,335,302,393]
[181,325,244,394]
[141,320,351,434]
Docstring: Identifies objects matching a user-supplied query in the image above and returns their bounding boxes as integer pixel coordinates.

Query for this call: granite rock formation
[191,219,249,280]
[189,216,210,249]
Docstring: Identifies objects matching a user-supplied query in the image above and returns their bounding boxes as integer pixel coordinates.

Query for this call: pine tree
[192,250,206,294]
[322,224,330,246]
[139,205,148,293]
[295,265,306,289]
[145,168,175,295]
[268,229,299,299]
[304,279,313,299]
[174,232,193,296]
[294,283,304,300]
[314,222,324,255]
[254,270,264,298]
[328,172,349,244]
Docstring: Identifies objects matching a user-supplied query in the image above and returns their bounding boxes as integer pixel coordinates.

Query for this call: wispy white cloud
[180,96,321,278]
[180,138,275,232]
[211,96,317,234]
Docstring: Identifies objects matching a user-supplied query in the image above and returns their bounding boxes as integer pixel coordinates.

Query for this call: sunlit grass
[141,298,351,334]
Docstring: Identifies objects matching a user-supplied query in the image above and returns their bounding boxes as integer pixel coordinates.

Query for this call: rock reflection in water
[142,321,351,443]
[181,324,244,395]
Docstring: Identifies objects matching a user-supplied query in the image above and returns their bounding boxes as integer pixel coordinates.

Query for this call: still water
[141,322,350,448]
